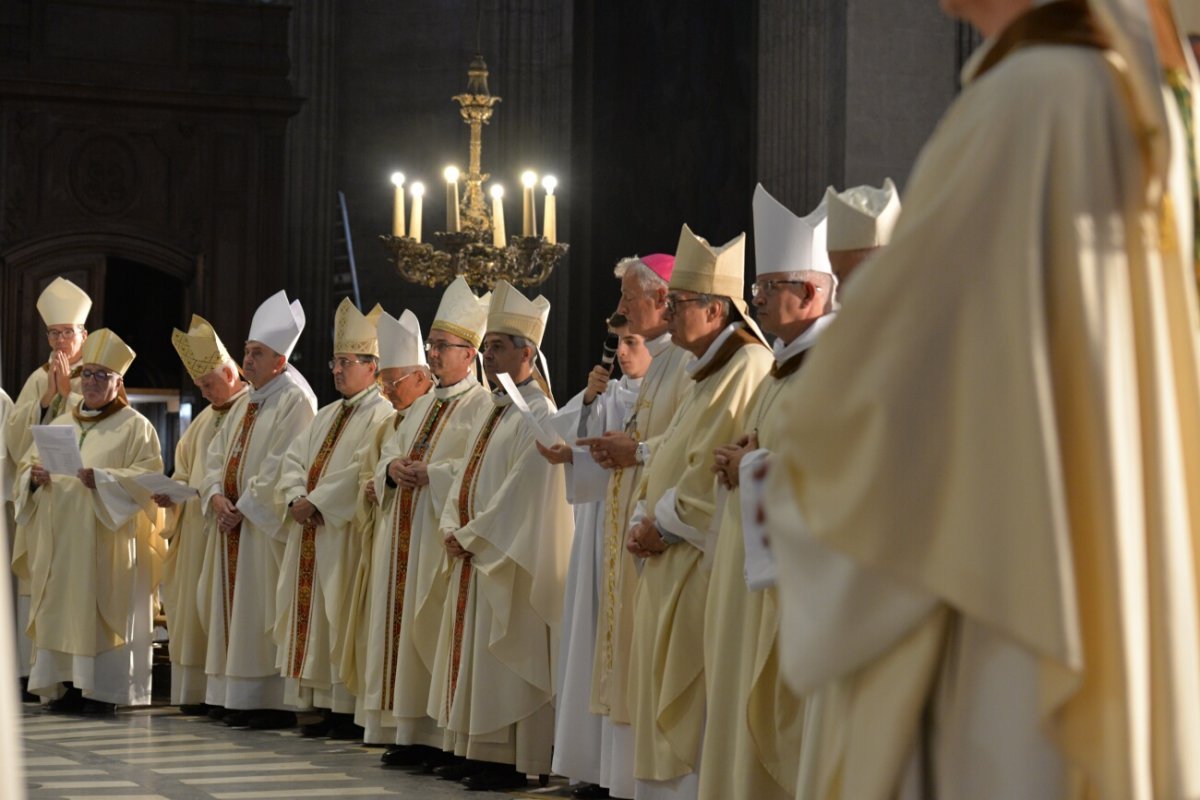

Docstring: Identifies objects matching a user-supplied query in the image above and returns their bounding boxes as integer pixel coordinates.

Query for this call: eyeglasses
[80,368,114,381]
[46,327,81,340]
[751,280,815,299]
[424,341,473,354]
[664,296,708,314]
[378,372,419,390]
[328,357,372,371]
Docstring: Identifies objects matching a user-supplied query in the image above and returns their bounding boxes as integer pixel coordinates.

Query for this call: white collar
[772,313,837,365]
[685,323,741,377]
[435,373,479,400]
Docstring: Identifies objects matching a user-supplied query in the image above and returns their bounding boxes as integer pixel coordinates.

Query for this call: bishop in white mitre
[199,290,315,730]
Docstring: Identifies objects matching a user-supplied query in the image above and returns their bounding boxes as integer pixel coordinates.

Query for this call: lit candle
[521,170,538,237]
[541,175,558,244]
[390,172,406,237]
[444,166,461,233]
[409,182,425,243]
[490,184,506,248]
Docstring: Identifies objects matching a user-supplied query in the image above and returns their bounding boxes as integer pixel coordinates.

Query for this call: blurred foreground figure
[763,0,1200,798]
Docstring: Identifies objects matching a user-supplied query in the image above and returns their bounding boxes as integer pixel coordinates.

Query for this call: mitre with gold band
[334,298,383,357]
[432,276,491,349]
[37,277,92,328]
[377,308,426,370]
[171,315,234,382]
[486,279,550,348]
[670,223,767,345]
[825,178,901,252]
[80,328,136,376]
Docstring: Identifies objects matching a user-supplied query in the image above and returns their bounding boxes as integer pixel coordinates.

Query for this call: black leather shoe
[80,699,116,716]
[206,705,228,721]
[572,784,611,799]
[433,758,482,781]
[19,677,38,704]
[381,745,425,767]
[222,709,254,727]
[45,686,84,714]
[246,709,297,730]
[462,765,528,792]
[300,715,334,738]
[414,748,456,773]
[328,717,364,741]
[179,703,211,716]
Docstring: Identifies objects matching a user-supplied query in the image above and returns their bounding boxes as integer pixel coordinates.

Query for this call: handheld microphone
[600,332,619,373]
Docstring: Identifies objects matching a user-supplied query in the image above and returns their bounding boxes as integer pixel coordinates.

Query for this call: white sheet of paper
[132,473,199,503]
[496,372,563,448]
[32,425,83,476]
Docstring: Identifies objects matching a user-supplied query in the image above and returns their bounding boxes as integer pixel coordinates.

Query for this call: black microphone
[600,332,619,373]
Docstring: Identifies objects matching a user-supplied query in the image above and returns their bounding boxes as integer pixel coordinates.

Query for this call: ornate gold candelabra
[381,53,567,290]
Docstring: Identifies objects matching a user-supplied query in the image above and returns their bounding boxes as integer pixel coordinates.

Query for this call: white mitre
[487,280,550,348]
[824,178,901,251]
[334,298,383,356]
[248,290,306,358]
[378,309,426,370]
[37,277,92,327]
[431,276,490,348]
[753,184,831,277]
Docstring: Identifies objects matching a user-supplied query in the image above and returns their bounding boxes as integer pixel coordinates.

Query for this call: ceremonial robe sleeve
[90,417,165,531]
[238,389,315,536]
[160,413,202,539]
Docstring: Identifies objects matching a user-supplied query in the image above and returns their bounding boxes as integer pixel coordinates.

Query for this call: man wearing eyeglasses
[5,276,92,700]
[335,306,434,744]
[199,290,315,731]
[698,186,837,800]
[17,328,163,716]
[367,278,492,766]
[274,299,394,740]
[624,225,772,800]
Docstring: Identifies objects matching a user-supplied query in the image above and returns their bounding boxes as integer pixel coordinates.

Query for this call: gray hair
[768,270,839,313]
[508,334,536,365]
[614,257,668,294]
[697,294,734,326]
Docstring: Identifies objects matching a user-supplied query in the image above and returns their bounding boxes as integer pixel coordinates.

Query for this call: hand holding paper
[31,425,84,476]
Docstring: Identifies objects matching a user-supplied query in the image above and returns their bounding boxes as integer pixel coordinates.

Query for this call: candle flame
[490,184,505,199]
[521,170,538,189]
[390,172,405,187]
[444,166,460,183]
[411,182,426,197]
[541,175,558,195]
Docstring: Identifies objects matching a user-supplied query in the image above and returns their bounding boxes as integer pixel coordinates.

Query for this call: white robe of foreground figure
[764,2,1200,799]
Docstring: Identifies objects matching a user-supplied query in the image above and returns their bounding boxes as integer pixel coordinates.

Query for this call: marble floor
[21,703,572,800]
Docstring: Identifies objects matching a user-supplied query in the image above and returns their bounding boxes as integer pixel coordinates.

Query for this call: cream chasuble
[275,384,393,711]
[160,388,249,705]
[629,324,771,791]
[198,368,316,710]
[551,374,642,786]
[15,402,164,705]
[429,380,574,775]
[353,376,490,746]
[0,389,30,683]
[589,335,690,799]
[697,320,831,800]
[765,6,1200,800]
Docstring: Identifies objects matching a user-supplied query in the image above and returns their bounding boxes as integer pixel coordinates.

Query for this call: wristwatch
[635,441,650,465]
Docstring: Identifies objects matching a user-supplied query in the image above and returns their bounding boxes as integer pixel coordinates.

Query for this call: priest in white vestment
[275,299,394,739]
[698,186,841,800]
[200,290,316,729]
[763,1,1200,798]
[538,313,652,798]
[367,280,493,767]
[17,329,163,713]
[625,226,773,800]
[6,277,91,689]
[154,316,249,713]
[340,308,434,744]
[427,280,574,792]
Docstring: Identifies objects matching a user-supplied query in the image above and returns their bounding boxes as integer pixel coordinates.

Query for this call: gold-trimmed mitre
[486,280,550,348]
[171,314,234,381]
[431,276,490,348]
[333,298,382,356]
[80,328,135,376]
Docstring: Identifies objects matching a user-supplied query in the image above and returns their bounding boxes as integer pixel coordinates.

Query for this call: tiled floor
[22,703,572,799]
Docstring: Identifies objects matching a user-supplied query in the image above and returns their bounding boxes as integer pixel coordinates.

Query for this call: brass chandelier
[380,53,568,290]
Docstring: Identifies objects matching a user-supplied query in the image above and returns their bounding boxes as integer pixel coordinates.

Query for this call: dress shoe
[462,765,528,792]
[432,757,483,782]
[19,677,38,704]
[45,686,84,714]
[328,717,364,741]
[80,699,116,716]
[179,703,212,716]
[300,714,334,738]
[206,705,229,721]
[572,784,611,799]
[222,709,255,728]
[381,745,425,767]
[415,749,457,773]
[246,709,297,730]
